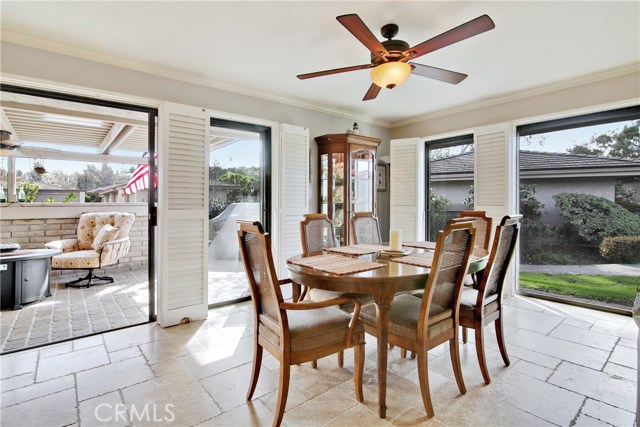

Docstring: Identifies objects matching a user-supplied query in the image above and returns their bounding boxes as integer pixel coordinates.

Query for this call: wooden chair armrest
[278,278,292,286]
[280,296,361,346]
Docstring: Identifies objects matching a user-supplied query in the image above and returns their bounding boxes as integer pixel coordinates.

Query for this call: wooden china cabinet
[315,133,381,245]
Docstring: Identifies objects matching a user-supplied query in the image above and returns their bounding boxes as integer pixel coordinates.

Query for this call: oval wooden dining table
[287,247,489,419]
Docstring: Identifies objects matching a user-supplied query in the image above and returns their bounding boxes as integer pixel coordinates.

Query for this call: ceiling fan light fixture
[370,62,411,89]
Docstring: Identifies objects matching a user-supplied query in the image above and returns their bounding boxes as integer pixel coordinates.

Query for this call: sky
[519,120,635,153]
[209,138,261,169]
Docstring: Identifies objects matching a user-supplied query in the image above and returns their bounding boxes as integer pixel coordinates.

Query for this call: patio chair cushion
[361,294,452,341]
[92,224,120,250]
[258,306,364,353]
[45,238,79,253]
[77,212,136,250]
[51,250,101,269]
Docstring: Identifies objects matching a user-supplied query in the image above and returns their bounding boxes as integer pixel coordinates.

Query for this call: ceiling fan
[297,14,495,101]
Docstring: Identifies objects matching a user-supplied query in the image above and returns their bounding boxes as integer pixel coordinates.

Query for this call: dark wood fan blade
[297,64,373,80]
[363,84,381,101]
[337,14,389,56]
[404,15,495,60]
[409,63,468,84]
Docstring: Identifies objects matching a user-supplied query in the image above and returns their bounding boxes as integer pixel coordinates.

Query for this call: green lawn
[519,273,639,304]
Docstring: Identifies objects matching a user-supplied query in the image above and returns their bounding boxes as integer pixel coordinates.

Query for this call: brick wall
[0,214,149,278]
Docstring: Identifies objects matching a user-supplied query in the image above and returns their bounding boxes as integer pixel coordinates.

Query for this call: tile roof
[430,150,640,175]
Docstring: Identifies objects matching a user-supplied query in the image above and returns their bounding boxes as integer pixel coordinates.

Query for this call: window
[425,134,474,240]
[516,106,640,311]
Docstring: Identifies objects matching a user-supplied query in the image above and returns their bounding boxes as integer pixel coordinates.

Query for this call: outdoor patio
[0,267,149,353]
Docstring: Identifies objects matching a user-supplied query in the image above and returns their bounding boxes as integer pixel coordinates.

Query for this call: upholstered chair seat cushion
[458,287,499,320]
[361,294,452,341]
[51,250,101,269]
[258,306,364,353]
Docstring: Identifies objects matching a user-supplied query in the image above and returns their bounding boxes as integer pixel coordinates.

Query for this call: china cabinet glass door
[350,149,374,215]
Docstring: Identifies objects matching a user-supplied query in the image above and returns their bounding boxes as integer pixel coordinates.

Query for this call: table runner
[402,241,437,250]
[325,244,389,256]
[389,252,435,268]
[288,254,385,275]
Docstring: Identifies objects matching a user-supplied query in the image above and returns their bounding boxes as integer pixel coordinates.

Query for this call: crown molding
[391,63,640,128]
[1,30,391,128]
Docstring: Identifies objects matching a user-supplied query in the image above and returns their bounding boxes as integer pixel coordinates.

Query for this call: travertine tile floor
[0,295,636,427]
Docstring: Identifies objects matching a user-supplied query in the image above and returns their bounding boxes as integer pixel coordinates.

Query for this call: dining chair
[457,211,493,346]
[459,211,493,252]
[300,213,338,257]
[459,214,521,385]
[299,213,372,368]
[401,216,477,359]
[349,212,382,245]
[360,221,476,417]
[238,220,365,427]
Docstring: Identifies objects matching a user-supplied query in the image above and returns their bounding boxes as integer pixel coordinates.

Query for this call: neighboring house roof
[95,183,126,196]
[431,150,640,179]
[16,181,79,192]
[210,180,240,190]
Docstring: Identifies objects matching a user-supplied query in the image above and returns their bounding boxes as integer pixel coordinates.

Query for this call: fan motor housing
[371,39,410,64]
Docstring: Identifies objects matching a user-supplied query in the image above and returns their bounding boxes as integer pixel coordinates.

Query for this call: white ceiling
[1,1,639,125]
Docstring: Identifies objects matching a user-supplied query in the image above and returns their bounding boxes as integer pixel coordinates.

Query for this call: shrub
[520,183,555,239]
[523,250,573,265]
[19,182,40,203]
[600,236,640,263]
[209,198,230,219]
[553,192,640,243]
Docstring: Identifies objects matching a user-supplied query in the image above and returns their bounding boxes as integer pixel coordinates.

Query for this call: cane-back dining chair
[459,214,521,385]
[360,221,476,417]
[349,212,382,245]
[459,210,493,253]
[300,213,337,257]
[457,211,493,345]
[238,220,365,427]
[299,213,372,367]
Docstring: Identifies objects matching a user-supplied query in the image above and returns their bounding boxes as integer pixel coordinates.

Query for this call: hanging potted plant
[33,160,47,175]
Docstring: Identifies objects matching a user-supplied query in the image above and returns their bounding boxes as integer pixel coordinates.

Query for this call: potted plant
[33,160,47,175]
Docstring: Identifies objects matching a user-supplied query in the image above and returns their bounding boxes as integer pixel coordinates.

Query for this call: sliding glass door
[208,119,270,306]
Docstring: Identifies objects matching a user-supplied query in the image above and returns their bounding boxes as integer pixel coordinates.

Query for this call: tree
[566,120,639,159]
[566,144,604,156]
[218,172,255,196]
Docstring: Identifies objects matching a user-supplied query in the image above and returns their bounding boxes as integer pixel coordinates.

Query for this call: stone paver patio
[0,268,149,353]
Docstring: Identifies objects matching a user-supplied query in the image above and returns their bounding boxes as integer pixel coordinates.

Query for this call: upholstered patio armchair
[45,212,135,287]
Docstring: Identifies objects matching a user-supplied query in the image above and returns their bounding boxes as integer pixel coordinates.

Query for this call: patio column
[8,156,16,202]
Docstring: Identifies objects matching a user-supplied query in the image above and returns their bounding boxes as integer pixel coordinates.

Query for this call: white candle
[389,229,402,251]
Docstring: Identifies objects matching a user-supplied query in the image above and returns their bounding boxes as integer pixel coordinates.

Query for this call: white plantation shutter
[474,122,517,295]
[474,123,516,227]
[390,138,425,241]
[277,124,309,277]
[158,102,209,327]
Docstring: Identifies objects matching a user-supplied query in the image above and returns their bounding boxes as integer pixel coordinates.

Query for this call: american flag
[124,155,156,195]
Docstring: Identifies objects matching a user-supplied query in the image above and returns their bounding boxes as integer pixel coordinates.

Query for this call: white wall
[390,70,639,139]
[0,41,391,225]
